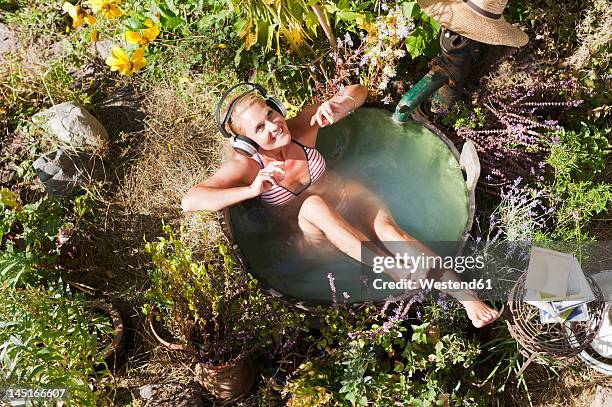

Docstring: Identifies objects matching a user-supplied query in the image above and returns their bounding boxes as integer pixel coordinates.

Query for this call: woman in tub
[182,83,500,327]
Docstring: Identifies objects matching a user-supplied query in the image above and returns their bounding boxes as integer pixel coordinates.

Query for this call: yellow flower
[105,45,146,76]
[62,2,96,27]
[84,14,97,25]
[85,0,123,19]
[125,18,160,47]
[218,43,227,49]
[90,29,99,43]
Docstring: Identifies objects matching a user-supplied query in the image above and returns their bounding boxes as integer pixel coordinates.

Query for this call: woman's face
[236,99,290,151]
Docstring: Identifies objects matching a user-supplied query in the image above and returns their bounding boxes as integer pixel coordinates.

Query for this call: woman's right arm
[181,159,284,212]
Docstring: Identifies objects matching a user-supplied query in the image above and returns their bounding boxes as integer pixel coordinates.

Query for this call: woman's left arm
[310,84,368,127]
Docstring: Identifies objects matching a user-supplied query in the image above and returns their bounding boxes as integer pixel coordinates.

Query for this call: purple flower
[437,293,449,310]
[327,273,337,306]
[343,32,353,48]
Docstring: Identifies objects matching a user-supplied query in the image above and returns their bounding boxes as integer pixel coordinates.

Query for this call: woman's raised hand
[310,100,342,127]
[248,161,285,196]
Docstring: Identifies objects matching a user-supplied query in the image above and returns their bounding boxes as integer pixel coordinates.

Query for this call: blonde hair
[220,92,265,136]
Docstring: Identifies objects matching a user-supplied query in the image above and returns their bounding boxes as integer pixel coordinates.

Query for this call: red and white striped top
[257,140,326,206]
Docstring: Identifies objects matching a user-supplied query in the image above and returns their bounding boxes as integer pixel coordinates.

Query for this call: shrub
[0,194,68,288]
[0,283,111,405]
[144,223,301,365]
[284,313,481,406]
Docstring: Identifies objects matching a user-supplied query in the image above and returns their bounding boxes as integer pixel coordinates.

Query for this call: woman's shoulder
[232,152,262,169]
[202,153,260,189]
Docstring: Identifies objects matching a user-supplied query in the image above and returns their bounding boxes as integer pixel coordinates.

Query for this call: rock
[33,148,104,197]
[95,39,113,61]
[0,22,19,63]
[33,102,110,155]
[138,384,154,400]
[137,383,204,407]
[591,385,612,407]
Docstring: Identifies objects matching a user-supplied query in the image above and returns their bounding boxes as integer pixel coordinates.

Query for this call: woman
[182,83,500,328]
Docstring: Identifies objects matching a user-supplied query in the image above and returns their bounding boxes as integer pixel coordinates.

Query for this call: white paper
[525,247,572,297]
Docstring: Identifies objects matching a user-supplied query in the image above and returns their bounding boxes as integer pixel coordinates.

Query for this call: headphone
[215,82,287,157]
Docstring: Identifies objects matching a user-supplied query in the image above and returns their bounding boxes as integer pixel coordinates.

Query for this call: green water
[229,108,470,304]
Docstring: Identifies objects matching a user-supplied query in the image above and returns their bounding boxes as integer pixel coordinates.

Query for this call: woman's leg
[344,182,501,328]
[297,194,391,268]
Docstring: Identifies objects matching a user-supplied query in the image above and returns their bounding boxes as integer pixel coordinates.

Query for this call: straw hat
[416,0,528,47]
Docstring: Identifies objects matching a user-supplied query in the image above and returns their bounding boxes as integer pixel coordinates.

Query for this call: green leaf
[234,44,245,67]
[401,1,420,19]
[305,11,319,34]
[336,10,360,22]
[405,26,427,59]
[124,16,146,31]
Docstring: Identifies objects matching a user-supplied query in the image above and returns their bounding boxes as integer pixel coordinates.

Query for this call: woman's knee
[299,194,332,219]
[373,213,403,241]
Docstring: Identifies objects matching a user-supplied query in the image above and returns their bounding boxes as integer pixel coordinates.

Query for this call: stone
[33,148,104,197]
[95,39,113,61]
[136,383,204,407]
[0,22,19,63]
[33,102,110,155]
[591,386,612,407]
[138,384,154,400]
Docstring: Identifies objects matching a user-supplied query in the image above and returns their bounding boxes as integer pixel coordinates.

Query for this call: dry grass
[72,80,229,286]
[567,0,612,75]
[528,362,610,406]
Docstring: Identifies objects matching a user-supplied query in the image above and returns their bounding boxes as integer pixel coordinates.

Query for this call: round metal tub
[220,107,479,308]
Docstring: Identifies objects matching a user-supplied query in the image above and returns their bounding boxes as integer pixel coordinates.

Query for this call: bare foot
[459,300,502,328]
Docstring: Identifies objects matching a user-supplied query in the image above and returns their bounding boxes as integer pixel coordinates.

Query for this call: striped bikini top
[255,139,326,206]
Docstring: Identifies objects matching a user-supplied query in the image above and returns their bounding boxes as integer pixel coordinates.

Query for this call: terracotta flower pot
[147,306,255,401]
[147,307,190,351]
[194,357,255,402]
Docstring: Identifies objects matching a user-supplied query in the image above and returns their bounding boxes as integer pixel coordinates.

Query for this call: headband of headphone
[214,82,286,139]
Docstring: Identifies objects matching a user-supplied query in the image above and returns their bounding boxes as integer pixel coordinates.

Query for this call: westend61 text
[373,278,493,291]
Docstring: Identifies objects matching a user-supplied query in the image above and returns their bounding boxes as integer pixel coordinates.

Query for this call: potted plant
[144,224,299,402]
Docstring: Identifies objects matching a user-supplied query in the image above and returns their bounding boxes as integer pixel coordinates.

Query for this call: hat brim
[417,0,529,48]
